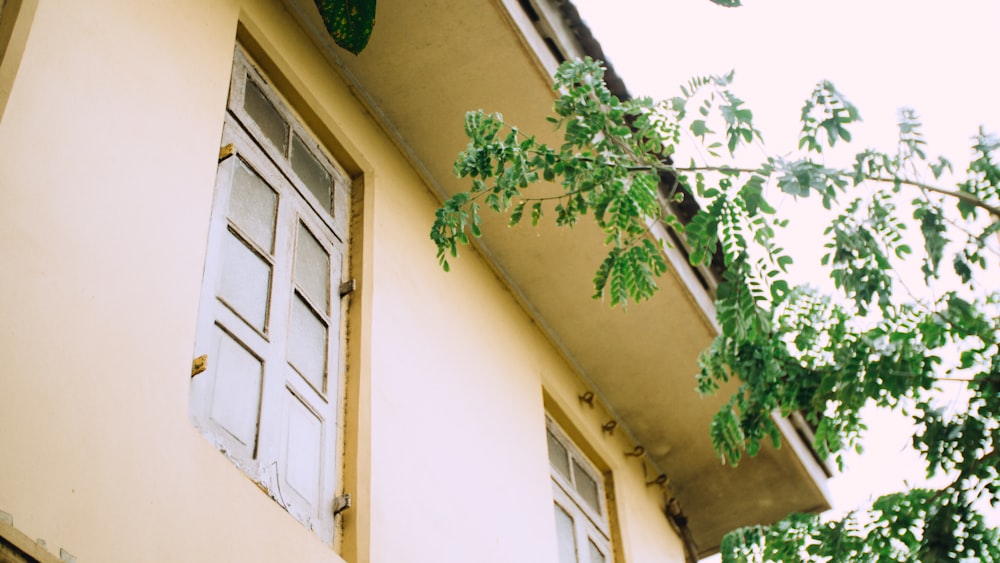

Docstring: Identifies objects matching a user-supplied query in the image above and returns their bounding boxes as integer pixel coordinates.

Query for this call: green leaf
[509,201,526,226]
[315,0,377,55]
[531,201,543,226]
[691,120,711,138]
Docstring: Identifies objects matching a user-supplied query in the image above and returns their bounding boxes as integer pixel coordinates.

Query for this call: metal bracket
[339,279,357,297]
[333,493,352,516]
[218,144,235,162]
[646,473,668,488]
[625,446,645,458]
[191,355,207,377]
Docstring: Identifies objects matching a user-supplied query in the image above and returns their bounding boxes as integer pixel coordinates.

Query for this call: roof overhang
[283,0,831,554]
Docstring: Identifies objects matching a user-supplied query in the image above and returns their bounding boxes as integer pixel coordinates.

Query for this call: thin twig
[868,176,1000,218]
[663,165,1000,219]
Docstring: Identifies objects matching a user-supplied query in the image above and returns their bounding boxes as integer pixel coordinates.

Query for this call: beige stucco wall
[0,1,685,562]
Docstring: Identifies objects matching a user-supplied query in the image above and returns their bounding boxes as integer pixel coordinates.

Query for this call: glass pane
[587,540,606,563]
[230,160,277,252]
[287,294,327,391]
[209,329,262,448]
[547,430,571,480]
[219,231,271,331]
[295,223,330,310]
[554,503,577,563]
[243,77,288,154]
[285,390,322,504]
[573,460,601,514]
[291,134,332,212]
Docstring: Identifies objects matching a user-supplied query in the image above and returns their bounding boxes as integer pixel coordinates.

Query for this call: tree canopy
[431,58,1000,561]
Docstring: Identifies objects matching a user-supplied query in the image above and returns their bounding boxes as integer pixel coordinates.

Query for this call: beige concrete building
[0,1,830,561]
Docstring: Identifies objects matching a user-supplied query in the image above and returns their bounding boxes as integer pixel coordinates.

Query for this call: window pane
[285,390,322,504]
[209,329,263,448]
[287,295,327,391]
[573,460,601,514]
[295,223,330,311]
[554,503,578,563]
[547,430,571,480]
[243,77,288,154]
[229,160,277,253]
[291,134,332,212]
[219,231,272,331]
[587,540,606,563]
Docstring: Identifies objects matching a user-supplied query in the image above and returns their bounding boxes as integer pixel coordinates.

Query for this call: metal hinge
[218,144,235,162]
[339,279,357,297]
[333,493,352,516]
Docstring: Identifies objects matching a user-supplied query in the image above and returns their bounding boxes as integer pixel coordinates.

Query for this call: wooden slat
[0,519,62,563]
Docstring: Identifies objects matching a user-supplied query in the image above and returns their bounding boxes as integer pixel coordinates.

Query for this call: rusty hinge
[191,355,207,377]
[333,493,352,516]
[218,144,235,162]
[339,279,357,297]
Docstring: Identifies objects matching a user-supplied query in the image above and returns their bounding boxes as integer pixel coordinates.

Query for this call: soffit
[283,0,830,554]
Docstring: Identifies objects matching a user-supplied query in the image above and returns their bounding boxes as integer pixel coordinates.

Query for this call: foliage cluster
[431,58,1000,561]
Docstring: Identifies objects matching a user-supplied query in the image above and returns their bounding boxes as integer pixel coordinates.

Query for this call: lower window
[547,417,612,563]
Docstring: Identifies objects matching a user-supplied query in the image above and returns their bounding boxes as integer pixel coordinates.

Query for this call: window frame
[0,517,64,563]
[0,0,39,123]
[225,51,351,242]
[546,417,612,563]
[189,45,351,547]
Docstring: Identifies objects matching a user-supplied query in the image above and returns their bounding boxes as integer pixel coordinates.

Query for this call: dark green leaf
[315,0,377,55]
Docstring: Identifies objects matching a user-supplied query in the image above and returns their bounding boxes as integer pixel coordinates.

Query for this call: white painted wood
[294,222,330,311]
[218,231,272,331]
[587,538,607,563]
[553,484,611,563]
[287,294,327,391]
[554,500,578,563]
[547,429,571,481]
[283,387,323,505]
[227,49,351,243]
[547,418,612,562]
[190,45,349,547]
[229,161,278,253]
[208,327,263,450]
[572,459,600,514]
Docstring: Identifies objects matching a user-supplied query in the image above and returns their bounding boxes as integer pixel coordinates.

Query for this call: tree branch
[666,165,1000,219]
[869,175,1000,219]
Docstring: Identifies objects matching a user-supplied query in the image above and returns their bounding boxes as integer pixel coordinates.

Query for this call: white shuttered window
[190,46,350,546]
[546,418,612,563]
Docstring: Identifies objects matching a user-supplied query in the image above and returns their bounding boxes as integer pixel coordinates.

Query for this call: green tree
[431,58,1000,561]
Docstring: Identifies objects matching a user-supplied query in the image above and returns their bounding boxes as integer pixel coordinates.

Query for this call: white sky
[573,0,1000,533]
